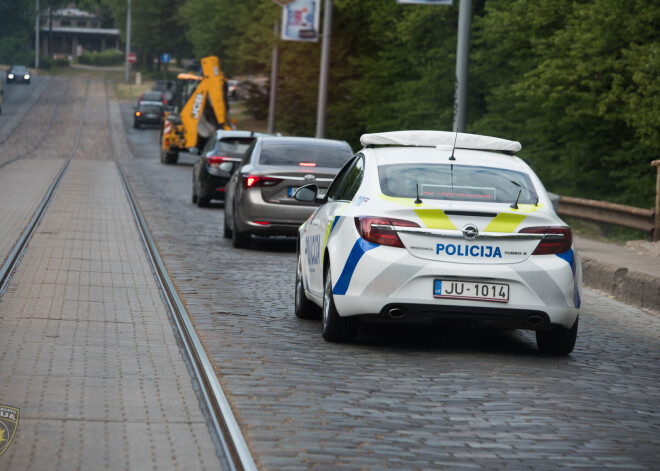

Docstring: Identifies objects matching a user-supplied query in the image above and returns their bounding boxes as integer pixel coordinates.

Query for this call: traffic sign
[161,53,171,64]
[127,53,137,63]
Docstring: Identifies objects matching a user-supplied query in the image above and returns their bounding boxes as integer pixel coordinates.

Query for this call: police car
[294,131,581,355]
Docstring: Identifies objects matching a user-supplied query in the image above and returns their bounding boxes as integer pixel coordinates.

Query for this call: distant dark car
[133,103,164,128]
[152,80,175,105]
[138,91,166,106]
[7,65,30,84]
[224,136,353,248]
[192,130,276,207]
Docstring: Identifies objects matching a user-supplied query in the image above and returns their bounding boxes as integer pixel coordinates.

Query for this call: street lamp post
[315,0,333,139]
[124,0,132,84]
[453,0,472,132]
[35,0,40,69]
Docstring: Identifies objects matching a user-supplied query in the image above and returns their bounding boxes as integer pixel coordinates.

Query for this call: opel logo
[304,174,316,182]
[462,224,479,241]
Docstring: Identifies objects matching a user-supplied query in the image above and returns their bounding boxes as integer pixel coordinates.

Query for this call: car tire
[133,120,139,129]
[231,210,250,249]
[223,213,233,239]
[322,265,357,342]
[536,316,578,355]
[295,251,321,320]
[197,196,210,207]
[160,148,178,164]
[192,185,198,204]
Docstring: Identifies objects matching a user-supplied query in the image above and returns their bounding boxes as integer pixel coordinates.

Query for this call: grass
[564,216,650,245]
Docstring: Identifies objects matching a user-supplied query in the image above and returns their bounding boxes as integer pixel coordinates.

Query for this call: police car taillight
[519,226,572,255]
[355,217,420,248]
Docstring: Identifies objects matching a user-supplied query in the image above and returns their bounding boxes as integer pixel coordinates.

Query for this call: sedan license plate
[433,279,509,303]
[288,187,326,198]
[147,113,157,118]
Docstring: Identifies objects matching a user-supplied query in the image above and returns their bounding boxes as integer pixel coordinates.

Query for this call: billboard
[281,0,321,42]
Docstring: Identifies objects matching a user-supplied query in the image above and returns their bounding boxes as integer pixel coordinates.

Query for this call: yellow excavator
[160,56,233,164]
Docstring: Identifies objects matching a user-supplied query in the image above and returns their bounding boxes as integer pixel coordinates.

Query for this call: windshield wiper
[509,181,539,208]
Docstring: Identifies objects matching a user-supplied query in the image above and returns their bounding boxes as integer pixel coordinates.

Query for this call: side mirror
[294,184,319,203]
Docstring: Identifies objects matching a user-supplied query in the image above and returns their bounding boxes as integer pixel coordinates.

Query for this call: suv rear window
[378,163,537,204]
[216,138,254,158]
[139,105,163,113]
[259,142,351,168]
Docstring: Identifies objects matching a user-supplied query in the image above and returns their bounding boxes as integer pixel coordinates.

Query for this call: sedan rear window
[379,163,537,204]
[259,142,351,168]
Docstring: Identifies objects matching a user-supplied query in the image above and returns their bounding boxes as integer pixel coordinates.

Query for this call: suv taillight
[241,175,281,189]
[519,226,573,255]
[207,155,231,168]
[355,217,420,248]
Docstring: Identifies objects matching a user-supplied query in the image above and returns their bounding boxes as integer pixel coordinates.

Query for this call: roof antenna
[449,131,459,161]
[414,184,422,205]
[510,189,522,209]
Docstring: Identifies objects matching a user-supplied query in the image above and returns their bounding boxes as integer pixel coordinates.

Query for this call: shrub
[77,49,123,66]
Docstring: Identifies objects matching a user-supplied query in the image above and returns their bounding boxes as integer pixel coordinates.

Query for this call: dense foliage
[104,0,192,70]
[0,0,36,64]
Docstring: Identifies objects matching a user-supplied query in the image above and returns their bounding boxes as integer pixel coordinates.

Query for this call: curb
[581,257,660,312]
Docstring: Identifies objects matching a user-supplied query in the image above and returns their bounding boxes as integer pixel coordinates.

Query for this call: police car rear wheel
[322,265,357,342]
[295,254,320,320]
[536,316,578,355]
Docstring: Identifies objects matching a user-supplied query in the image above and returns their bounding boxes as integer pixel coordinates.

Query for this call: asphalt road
[119,103,660,470]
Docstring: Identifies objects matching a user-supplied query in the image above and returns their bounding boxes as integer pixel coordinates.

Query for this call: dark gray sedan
[7,65,30,84]
[224,136,353,248]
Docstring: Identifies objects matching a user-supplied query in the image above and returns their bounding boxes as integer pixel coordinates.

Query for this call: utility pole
[124,0,132,84]
[452,0,472,132]
[35,0,40,69]
[268,20,279,134]
[48,4,52,60]
[315,0,333,139]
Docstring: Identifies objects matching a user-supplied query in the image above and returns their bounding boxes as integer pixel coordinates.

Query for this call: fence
[556,160,660,242]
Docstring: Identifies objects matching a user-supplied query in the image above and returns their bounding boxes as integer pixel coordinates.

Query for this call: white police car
[294,131,581,355]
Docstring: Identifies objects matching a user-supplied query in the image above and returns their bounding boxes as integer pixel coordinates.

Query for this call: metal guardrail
[556,160,660,242]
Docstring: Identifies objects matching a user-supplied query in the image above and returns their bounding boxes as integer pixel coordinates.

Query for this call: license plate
[433,279,509,303]
[147,113,157,118]
[288,187,326,198]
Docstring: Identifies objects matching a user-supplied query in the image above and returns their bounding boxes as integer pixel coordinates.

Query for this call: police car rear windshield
[259,142,352,168]
[379,163,537,204]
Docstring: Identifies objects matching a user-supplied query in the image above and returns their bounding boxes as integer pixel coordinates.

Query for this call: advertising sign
[281,0,321,42]
[397,0,452,4]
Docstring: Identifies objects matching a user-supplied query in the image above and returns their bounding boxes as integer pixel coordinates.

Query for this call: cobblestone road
[119,104,660,470]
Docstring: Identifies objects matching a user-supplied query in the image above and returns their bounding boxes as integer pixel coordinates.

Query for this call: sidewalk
[576,236,660,313]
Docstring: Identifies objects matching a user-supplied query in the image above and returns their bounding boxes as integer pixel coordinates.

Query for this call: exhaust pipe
[388,307,406,319]
[526,314,544,326]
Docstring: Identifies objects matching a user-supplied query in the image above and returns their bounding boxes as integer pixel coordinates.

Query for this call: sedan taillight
[241,175,281,189]
[519,226,573,255]
[355,217,420,248]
